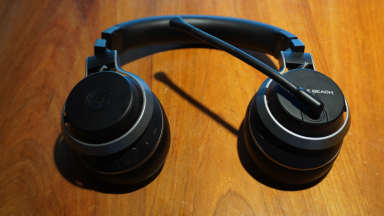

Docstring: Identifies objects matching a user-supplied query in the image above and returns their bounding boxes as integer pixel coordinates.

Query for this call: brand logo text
[307,89,334,95]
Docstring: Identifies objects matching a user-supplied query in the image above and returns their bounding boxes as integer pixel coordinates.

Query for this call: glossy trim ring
[61,71,154,156]
[255,74,351,150]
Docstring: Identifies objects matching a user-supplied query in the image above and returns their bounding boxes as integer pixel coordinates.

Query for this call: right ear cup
[243,101,338,185]
[244,69,351,185]
[61,71,171,185]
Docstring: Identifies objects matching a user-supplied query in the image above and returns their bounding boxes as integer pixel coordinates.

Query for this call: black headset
[61,15,351,185]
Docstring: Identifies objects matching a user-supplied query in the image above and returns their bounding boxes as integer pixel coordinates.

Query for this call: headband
[101,15,302,58]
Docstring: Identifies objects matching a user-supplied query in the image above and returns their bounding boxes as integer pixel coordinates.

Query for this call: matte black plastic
[249,95,342,170]
[103,16,307,59]
[244,96,340,185]
[267,69,345,136]
[86,50,118,74]
[244,116,336,185]
[281,49,315,70]
[290,39,305,52]
[86,89,111,111]
[76,94,165,174]
[103,15,286,56]
[94,39,108,55]
[274,31,299,58]
[294,87,324,118]
[101,26,124,54]
[256,78,350,151]
[65,72,142,144]
[78,100,171,185]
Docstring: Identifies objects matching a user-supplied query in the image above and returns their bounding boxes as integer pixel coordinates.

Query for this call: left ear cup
[61,71,170,185]
[74,98,170,185]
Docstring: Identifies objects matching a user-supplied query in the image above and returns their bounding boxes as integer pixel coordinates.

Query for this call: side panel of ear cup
[74,95,171,185]
[244,95,340,185]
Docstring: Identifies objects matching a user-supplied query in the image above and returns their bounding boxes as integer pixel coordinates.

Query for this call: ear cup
[243,97,339,185]
[75,99,170,185]
[244,69,351,185]
[61,71,170,185]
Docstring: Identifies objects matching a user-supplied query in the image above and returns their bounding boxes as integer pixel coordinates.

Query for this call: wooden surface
[0,0,383,215]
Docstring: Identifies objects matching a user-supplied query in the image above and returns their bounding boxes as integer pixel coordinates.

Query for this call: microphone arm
[169,16,324,118]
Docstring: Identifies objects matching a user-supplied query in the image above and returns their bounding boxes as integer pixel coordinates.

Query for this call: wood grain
[0,0,383,215]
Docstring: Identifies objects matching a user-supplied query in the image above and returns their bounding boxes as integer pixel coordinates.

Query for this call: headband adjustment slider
[102,26,123,54]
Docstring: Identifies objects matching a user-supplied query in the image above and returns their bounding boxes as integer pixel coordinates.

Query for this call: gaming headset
[61,15,351,185]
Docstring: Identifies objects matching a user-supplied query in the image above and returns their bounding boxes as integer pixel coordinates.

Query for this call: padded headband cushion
[103,15,295,57]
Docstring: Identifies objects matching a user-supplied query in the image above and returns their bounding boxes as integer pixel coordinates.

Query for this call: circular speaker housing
[244,69,351,185]
[61,71,170,185]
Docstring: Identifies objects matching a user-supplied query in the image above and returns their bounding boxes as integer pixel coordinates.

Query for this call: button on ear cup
[86,89,111,111]
[61,71,170,185]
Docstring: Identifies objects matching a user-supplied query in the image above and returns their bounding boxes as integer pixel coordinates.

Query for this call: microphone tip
[169,16,193,32]
[295,87,324,118]
[169,16,184,27]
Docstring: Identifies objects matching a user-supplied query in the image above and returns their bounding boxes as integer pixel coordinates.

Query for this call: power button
[119,148,139,167]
